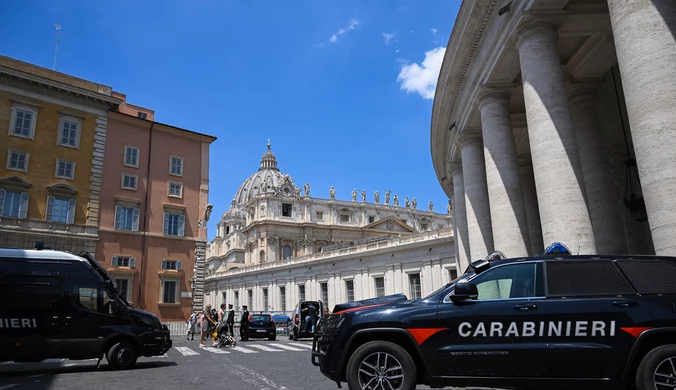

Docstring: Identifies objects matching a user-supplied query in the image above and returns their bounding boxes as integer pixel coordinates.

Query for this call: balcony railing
[205,227,453,280]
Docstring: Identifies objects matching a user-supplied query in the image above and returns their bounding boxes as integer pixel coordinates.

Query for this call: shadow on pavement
[0,360,178,379]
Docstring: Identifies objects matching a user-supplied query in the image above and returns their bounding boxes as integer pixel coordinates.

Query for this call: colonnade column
[567,81,628,254]
[458,131,494,259]
[517,156,544,256]
[450,162,470,271]
[478,89,530,258]
[607,0,676,255]
[515,21,596,254]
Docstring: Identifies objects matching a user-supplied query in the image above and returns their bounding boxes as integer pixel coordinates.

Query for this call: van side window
[71,284,115,315]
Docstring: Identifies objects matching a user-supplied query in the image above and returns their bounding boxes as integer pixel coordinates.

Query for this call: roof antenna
[53,24,61,70]
[577,246,580,255]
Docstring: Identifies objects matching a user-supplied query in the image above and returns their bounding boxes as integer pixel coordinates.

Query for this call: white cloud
[329,19,359,43]
[430,28,438,34]
[397,46,446,100]
[382,32,394,44]
[395,49,400,53]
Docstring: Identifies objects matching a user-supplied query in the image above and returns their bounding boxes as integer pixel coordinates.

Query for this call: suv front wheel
[636,344,676,390]
[345,341,416,390]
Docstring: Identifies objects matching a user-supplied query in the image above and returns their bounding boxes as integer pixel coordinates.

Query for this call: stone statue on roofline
[374,191,380,204]
[352,189,357,202]
[361,190,366,203]
[330,186,336,200]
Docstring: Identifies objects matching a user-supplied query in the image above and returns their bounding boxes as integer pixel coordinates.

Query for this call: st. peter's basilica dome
[232,142,300,205]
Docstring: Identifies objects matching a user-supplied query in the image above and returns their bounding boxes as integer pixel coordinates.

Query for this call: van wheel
[346,341,416,390]
[636,344,676,390]
[106,341,138,370]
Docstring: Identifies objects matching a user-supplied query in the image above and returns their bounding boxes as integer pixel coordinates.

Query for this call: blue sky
[0,0,461,240]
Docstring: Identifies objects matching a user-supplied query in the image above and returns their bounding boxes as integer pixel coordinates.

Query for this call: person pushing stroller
[215,303,237,348]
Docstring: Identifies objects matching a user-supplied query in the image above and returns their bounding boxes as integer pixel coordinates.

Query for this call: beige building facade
[204,144,454,312]
[431,0,676,272]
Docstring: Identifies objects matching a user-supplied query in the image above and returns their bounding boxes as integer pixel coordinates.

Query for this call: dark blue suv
[312,251,676,390]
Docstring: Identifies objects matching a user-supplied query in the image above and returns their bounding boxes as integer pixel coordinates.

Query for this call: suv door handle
[514,304,537,311]
[52,316,59,326]
[65,316,72,326]
[613,300,638,307]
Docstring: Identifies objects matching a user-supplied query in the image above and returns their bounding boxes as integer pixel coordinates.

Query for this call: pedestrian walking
[200,304,218,347]
[186,311,197,341]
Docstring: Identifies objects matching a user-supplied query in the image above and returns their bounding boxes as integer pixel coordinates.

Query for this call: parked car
[247,313,276,340]
[289,300,324,341]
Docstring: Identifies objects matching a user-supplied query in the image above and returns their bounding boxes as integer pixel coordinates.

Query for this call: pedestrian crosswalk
[170,342,313,357]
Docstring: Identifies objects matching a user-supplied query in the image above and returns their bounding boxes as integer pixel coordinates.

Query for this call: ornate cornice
[0,73,116,111]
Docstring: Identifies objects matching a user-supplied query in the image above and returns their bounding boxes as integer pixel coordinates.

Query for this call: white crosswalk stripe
[288,342,313,349]
[247,344,284,352]
[267,343,305,351]
[200,346,230,354]
[175,347,200,356]
[230,346,257,354]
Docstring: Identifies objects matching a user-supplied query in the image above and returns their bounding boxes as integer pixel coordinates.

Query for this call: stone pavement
[0,339,503,390]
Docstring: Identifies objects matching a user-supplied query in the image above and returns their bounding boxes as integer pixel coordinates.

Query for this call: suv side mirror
[451,283,478,303]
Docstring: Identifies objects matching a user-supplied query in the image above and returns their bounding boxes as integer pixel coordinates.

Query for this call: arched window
[259,250,266,263]
[283,245,292,259]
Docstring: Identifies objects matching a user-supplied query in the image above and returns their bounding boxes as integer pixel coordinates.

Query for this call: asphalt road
[0,337,452,390]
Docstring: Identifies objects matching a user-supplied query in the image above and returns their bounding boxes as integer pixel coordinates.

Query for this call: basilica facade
[203,144,454,313]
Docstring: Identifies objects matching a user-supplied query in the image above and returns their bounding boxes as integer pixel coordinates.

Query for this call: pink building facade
[97,96,216,321]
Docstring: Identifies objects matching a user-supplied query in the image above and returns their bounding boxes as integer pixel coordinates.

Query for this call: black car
[247,313,276,340]
[312,249,676,390]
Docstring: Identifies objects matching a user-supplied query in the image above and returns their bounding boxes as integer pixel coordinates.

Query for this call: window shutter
[161,259,167,270]
[178,214,185,237]
[67,199,76,224]
[44,196,55,222]
[132,208,140,231]
[112,256,118,267]
[18,192,29,219]
[115,206,122,229]
[163,212,169,235]
[177,261,183,271]
[129,257,136,268]
[0,189,5,216]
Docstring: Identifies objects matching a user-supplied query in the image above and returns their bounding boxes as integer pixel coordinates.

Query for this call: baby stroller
[214,323,237,348]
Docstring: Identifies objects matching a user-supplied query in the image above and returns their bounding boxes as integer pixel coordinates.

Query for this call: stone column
[607,0,676,255]
[478,89,530,258]
[458,131,494,259]
[515,21,596,254]
[450,163,470,270]
[518,157,544,256]
[568,81,629,254]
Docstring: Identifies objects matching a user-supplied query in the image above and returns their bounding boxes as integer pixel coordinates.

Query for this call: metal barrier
[167,320,291,338]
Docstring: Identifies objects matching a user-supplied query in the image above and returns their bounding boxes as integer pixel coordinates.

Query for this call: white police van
[0,247,171,369]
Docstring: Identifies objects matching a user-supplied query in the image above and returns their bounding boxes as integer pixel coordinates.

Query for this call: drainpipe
[136,121,154,308]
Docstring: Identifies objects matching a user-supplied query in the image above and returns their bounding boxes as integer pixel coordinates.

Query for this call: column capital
[449,161,463,176]
[476,84,516,110]
[513,10,568,51]
[456,128,483,148]
[565,78,605,102]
